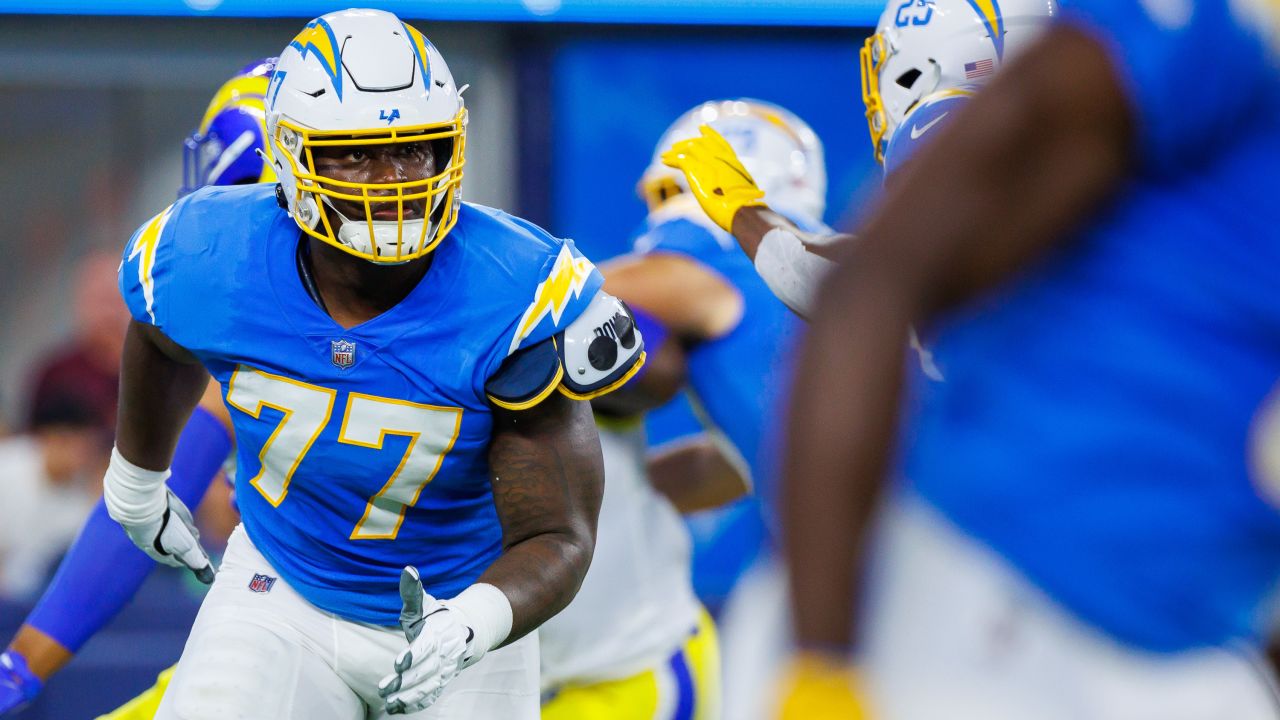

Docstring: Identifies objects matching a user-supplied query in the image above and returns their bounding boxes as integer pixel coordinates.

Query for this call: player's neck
[303,236,434,329]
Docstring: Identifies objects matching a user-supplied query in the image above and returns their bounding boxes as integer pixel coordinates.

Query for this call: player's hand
[0,650,42,715]
[661,124,766,233]
[109,486,216,585]
[776,652,869,720]
[378,567,482,715]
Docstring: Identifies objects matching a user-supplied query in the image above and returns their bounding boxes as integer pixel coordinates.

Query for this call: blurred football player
[103,9,641,719]
[663,0,1054,318]
[594,99,827,720]
[538,405,729,720]
[0,57,277,719]
[785,2,1280,719]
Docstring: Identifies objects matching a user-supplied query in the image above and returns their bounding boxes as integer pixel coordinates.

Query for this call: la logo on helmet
[380,108,401,125]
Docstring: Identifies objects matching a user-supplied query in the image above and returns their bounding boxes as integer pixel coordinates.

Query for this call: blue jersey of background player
[605,99,829,610]
[0,58,277,715]
[782,0,1280,715]
[903,0,1280,653]
[632,207,806,608]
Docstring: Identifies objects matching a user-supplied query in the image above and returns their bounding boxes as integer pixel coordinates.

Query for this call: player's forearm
[649,438,749,513]
[784,259,913,651]
[476,529,593,643]
[485,394,604,643]
[6,627,70,681]
[731,207,846,264]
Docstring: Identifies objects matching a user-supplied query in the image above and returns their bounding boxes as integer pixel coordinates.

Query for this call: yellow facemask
[272,108,467,264]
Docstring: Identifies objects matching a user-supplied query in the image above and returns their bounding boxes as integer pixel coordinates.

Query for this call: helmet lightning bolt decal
[401,22,434,89]
[509,245,596,355]
[288,18,343,100]
[127,205,174,324]
[965,0,1007,60]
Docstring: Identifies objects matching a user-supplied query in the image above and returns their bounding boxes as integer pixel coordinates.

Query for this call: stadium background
[0,2,879,716]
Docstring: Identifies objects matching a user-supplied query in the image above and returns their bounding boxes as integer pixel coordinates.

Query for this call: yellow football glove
[660,124,766,233]
[776,652,870,720]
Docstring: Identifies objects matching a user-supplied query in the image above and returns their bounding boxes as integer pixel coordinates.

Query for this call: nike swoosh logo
[909,112,949,140]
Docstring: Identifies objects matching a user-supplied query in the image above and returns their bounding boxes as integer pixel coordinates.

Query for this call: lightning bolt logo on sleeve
[127,206,174,324]
[508,244,596,355]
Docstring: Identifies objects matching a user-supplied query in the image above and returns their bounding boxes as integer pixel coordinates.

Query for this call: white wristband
[102,446,171,525]
[446,583,513,653]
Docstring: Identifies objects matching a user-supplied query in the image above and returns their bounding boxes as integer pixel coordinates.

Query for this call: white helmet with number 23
[266,8,466,264]
[861,0,1056,163]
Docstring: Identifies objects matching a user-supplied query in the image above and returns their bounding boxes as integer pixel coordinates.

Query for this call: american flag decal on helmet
[965,59,995,79]
[248,573,277,593]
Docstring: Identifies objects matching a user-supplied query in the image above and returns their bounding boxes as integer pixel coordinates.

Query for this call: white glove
[378,567,513,715]
[102,447,215,584]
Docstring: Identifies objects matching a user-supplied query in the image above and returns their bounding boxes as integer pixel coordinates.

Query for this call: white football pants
[861,496,1280,720]
[155,526,539,720]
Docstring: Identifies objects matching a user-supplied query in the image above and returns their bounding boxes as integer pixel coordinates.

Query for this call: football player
[538,404,728,720]
[583,99,828,720]
[3,51,720,720]
[662,0,1054,319]
[105,9,640,719]
[0,57,277,719]
[785,2,1280,719]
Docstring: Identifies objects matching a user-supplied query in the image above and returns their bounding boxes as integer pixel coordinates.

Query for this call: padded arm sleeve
[487,291,646,407]
[753,227,838,319]
[556,291,646,400]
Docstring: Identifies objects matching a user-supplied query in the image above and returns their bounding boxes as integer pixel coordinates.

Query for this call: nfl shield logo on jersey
[331,339,357,370]
[248,573,277,594]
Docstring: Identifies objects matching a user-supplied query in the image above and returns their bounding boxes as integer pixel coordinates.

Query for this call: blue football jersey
[119,184,604,626]
[637,201,817,603]
[904,2,1280,651]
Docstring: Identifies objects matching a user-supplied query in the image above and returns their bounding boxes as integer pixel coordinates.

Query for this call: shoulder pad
[485,337,563,411]
[556,291,646,401]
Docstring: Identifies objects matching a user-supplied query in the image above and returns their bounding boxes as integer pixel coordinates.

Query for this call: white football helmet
[266,8,466,263]
[640,99,827,223]
[861,0,1057,163]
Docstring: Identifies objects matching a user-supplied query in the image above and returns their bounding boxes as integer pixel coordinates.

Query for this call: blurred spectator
[0,393,104,599]
[24,251,129,434]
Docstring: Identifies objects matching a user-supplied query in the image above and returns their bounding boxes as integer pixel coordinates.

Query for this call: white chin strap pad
[336,217,428,259]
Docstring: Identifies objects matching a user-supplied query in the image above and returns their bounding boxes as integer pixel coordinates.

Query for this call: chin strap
[295,238,329,313]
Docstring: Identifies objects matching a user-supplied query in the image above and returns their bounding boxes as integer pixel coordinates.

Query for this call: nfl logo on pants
[331,339,356,369]
[248,573,277,594]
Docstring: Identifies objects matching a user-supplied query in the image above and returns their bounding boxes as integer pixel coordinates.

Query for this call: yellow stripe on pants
[542,609,721,720]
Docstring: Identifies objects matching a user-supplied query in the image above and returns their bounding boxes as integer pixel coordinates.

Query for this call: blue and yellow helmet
[180,57,279,197]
